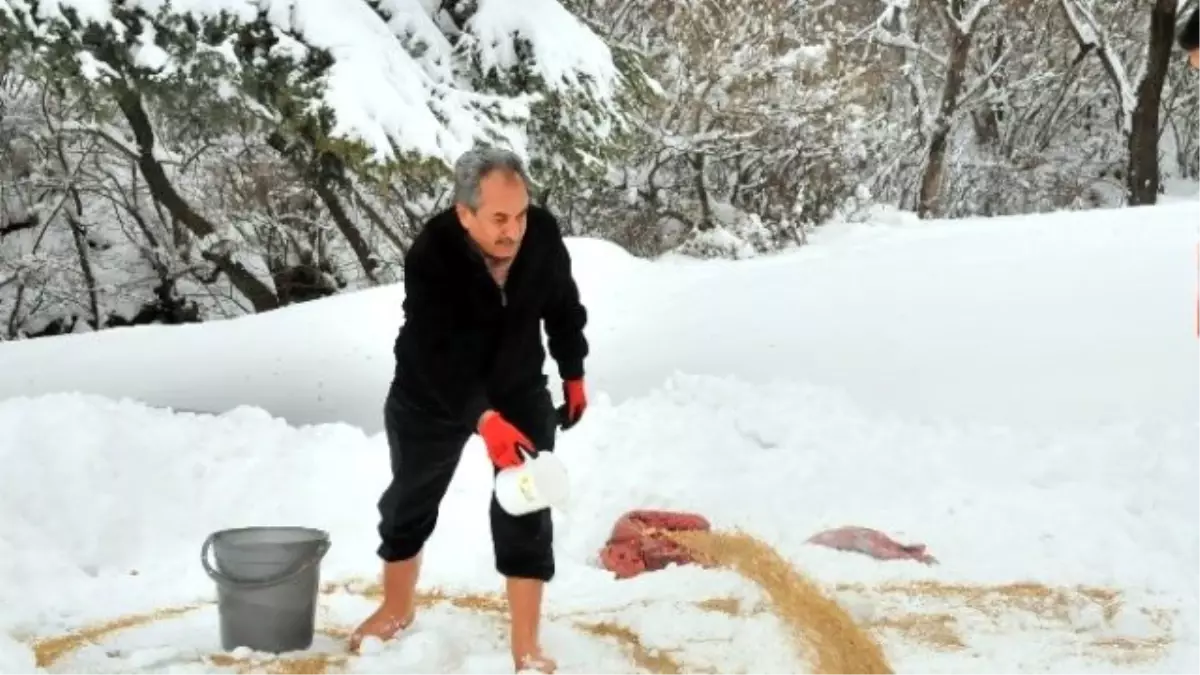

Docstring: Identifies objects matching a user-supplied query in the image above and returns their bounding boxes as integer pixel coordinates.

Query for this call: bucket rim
[202,527,332,591]
[209,525,331,541]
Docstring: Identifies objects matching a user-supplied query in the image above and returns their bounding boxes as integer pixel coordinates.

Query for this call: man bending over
[349,146,589,673]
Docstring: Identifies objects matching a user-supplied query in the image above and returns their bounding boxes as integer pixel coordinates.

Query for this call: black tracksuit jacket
[390,205,589,428]
[1182,9,1199,52]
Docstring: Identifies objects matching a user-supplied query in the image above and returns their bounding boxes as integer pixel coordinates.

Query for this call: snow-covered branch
[1057,0,1137,133]
[956,0,995,35]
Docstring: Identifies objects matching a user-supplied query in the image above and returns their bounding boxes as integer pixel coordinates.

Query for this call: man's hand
[559,378,587,430]
[478,410,534,469]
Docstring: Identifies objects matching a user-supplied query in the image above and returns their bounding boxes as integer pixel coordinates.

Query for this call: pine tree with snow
[0,0,628,338]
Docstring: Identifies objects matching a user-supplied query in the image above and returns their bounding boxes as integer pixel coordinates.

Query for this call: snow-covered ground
[0,200,1197,674]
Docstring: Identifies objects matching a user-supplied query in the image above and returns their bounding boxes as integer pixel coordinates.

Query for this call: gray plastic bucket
[200,526,331,653]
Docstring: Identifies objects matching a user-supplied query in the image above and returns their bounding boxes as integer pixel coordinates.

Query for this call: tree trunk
[1126,0,1177,206]
[113,85,280,312]
[918,1,975,219]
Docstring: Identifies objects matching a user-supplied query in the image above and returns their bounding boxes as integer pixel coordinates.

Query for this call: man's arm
[401,245,491,428]
[542,221,589,381]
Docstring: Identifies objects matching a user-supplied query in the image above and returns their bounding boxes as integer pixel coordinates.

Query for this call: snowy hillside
[0,200,1197,673]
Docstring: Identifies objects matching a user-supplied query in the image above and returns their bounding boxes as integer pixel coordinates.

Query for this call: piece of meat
[599,510,713,579]
[807,526,937,565]
[599,539,646,579]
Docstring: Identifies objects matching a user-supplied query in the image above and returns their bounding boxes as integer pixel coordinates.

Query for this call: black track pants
[375,382,558,582]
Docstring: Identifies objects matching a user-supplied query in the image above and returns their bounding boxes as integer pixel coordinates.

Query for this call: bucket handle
[200,532,331,590]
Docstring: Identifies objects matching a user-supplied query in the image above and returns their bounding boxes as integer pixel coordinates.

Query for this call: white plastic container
[494,449,570,516]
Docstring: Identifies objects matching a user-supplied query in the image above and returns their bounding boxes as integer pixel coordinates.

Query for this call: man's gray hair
[453,146,532,211]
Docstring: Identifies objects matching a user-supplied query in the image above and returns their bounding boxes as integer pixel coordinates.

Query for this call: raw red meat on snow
[598,512,938,581]
[598,509,712,579]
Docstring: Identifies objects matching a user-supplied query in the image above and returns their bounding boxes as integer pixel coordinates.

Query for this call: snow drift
[0,201,1196,673]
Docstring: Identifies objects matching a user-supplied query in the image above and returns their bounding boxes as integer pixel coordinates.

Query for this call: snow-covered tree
[858,0,1196,216]
[0,0,626,338]
[565,0,880,257]
[1056,0,1188,204]
[2,0,1196,339]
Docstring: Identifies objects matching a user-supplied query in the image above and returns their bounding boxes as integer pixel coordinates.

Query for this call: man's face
[456,170,529,261]
[1190,49,1199,70]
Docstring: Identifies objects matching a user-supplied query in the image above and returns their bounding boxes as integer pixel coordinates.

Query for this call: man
[1182,8,1199,70]
[348,146,589,674]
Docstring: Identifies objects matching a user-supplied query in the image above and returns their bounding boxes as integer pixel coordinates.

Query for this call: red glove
[478,411,534,469]
[560,378,587,430]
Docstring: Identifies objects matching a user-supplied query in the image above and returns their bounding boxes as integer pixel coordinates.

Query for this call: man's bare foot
[347,555,422,652]
[347,607,414,652]
[515,650,557,674]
